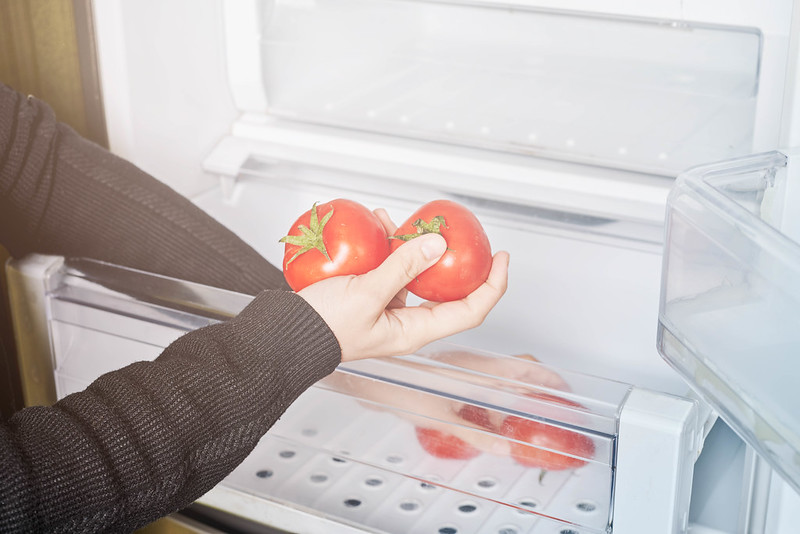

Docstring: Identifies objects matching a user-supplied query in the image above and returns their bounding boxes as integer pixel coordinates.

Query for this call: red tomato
[501,394,595,471]
[280,199,390,291]
[415,427,481,460]
[390,200,492,302]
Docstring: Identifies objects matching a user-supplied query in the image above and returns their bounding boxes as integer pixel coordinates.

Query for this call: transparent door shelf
[659,149,800,494]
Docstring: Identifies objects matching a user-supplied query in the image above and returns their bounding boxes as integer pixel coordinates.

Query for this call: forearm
[0,82,287,294]
[0,290,341,533]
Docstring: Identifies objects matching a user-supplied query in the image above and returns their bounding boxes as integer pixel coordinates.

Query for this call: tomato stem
[279,202,334,264]
[390,215,448,242]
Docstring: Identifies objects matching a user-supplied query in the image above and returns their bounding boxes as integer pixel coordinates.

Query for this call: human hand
[297,209,509,362]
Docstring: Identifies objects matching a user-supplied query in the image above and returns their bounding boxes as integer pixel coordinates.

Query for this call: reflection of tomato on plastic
[501,394,595,471]
[390,200,492,302]
[414,427,481,460]
[457,404,493,429]
[414,405,492,460]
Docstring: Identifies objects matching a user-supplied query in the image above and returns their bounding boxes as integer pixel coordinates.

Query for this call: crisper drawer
[18,256,703,534]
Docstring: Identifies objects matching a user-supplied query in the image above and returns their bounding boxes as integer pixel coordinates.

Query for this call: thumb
[358,233,447,304]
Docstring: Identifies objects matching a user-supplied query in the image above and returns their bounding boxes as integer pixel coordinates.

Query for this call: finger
[386,287,409,310]
[465,251,510,310]
[428,251,509,332]
[385,251,509,350]
[357,233,447,306]
[373,208,398,235]
[369,209,407,309]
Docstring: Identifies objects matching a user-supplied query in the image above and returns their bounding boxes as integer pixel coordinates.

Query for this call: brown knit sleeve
[0,290,341,533]
[0,82,287,294]
[1,82,345,531]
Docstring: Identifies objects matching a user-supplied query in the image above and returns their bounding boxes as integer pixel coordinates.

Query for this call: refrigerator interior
[70,0,800,531]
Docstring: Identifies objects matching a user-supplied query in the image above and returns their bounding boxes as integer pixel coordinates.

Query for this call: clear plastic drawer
[34,257,701,533]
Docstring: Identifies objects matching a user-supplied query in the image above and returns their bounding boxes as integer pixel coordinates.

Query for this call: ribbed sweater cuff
[230,290,342,388]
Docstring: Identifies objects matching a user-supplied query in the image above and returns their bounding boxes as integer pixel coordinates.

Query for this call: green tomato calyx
[390,215,447,242]
[279,202,333,264]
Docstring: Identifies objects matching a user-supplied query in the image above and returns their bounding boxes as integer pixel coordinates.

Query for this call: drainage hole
[516,498,538,515]
[278,450,296,459]
[309,473,328,484]
[559,530,580,534]
[477,478,497,489]
[301,428,317,437]
[364,477,384,487]
[331,457,347,464]
[438,527,457,534]
[457,502,477,514]
[343,498,362,508]
[386,454,404,464]
[498,527,519,534]
[255,469,273,479]
[398,500,421,512]
[575,500,597,513]
[420,481,437,490]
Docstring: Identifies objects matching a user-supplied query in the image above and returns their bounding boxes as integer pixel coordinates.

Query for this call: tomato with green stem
[279,199,390,291]
[390,200,492,302]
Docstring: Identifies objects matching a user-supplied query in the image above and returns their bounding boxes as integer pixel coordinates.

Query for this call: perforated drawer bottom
[217,389,610,534]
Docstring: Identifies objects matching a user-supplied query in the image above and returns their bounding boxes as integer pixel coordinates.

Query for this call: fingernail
[421,234,447,260]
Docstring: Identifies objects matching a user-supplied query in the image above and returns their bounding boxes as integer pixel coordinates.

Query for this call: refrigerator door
[659,149,800,495]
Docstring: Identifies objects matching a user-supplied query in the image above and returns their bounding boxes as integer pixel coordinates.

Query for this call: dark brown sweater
[0,83,341,532]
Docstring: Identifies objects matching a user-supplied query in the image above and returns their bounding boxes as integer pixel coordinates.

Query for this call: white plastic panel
[614,388,700,534]
[208,118,674,226]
